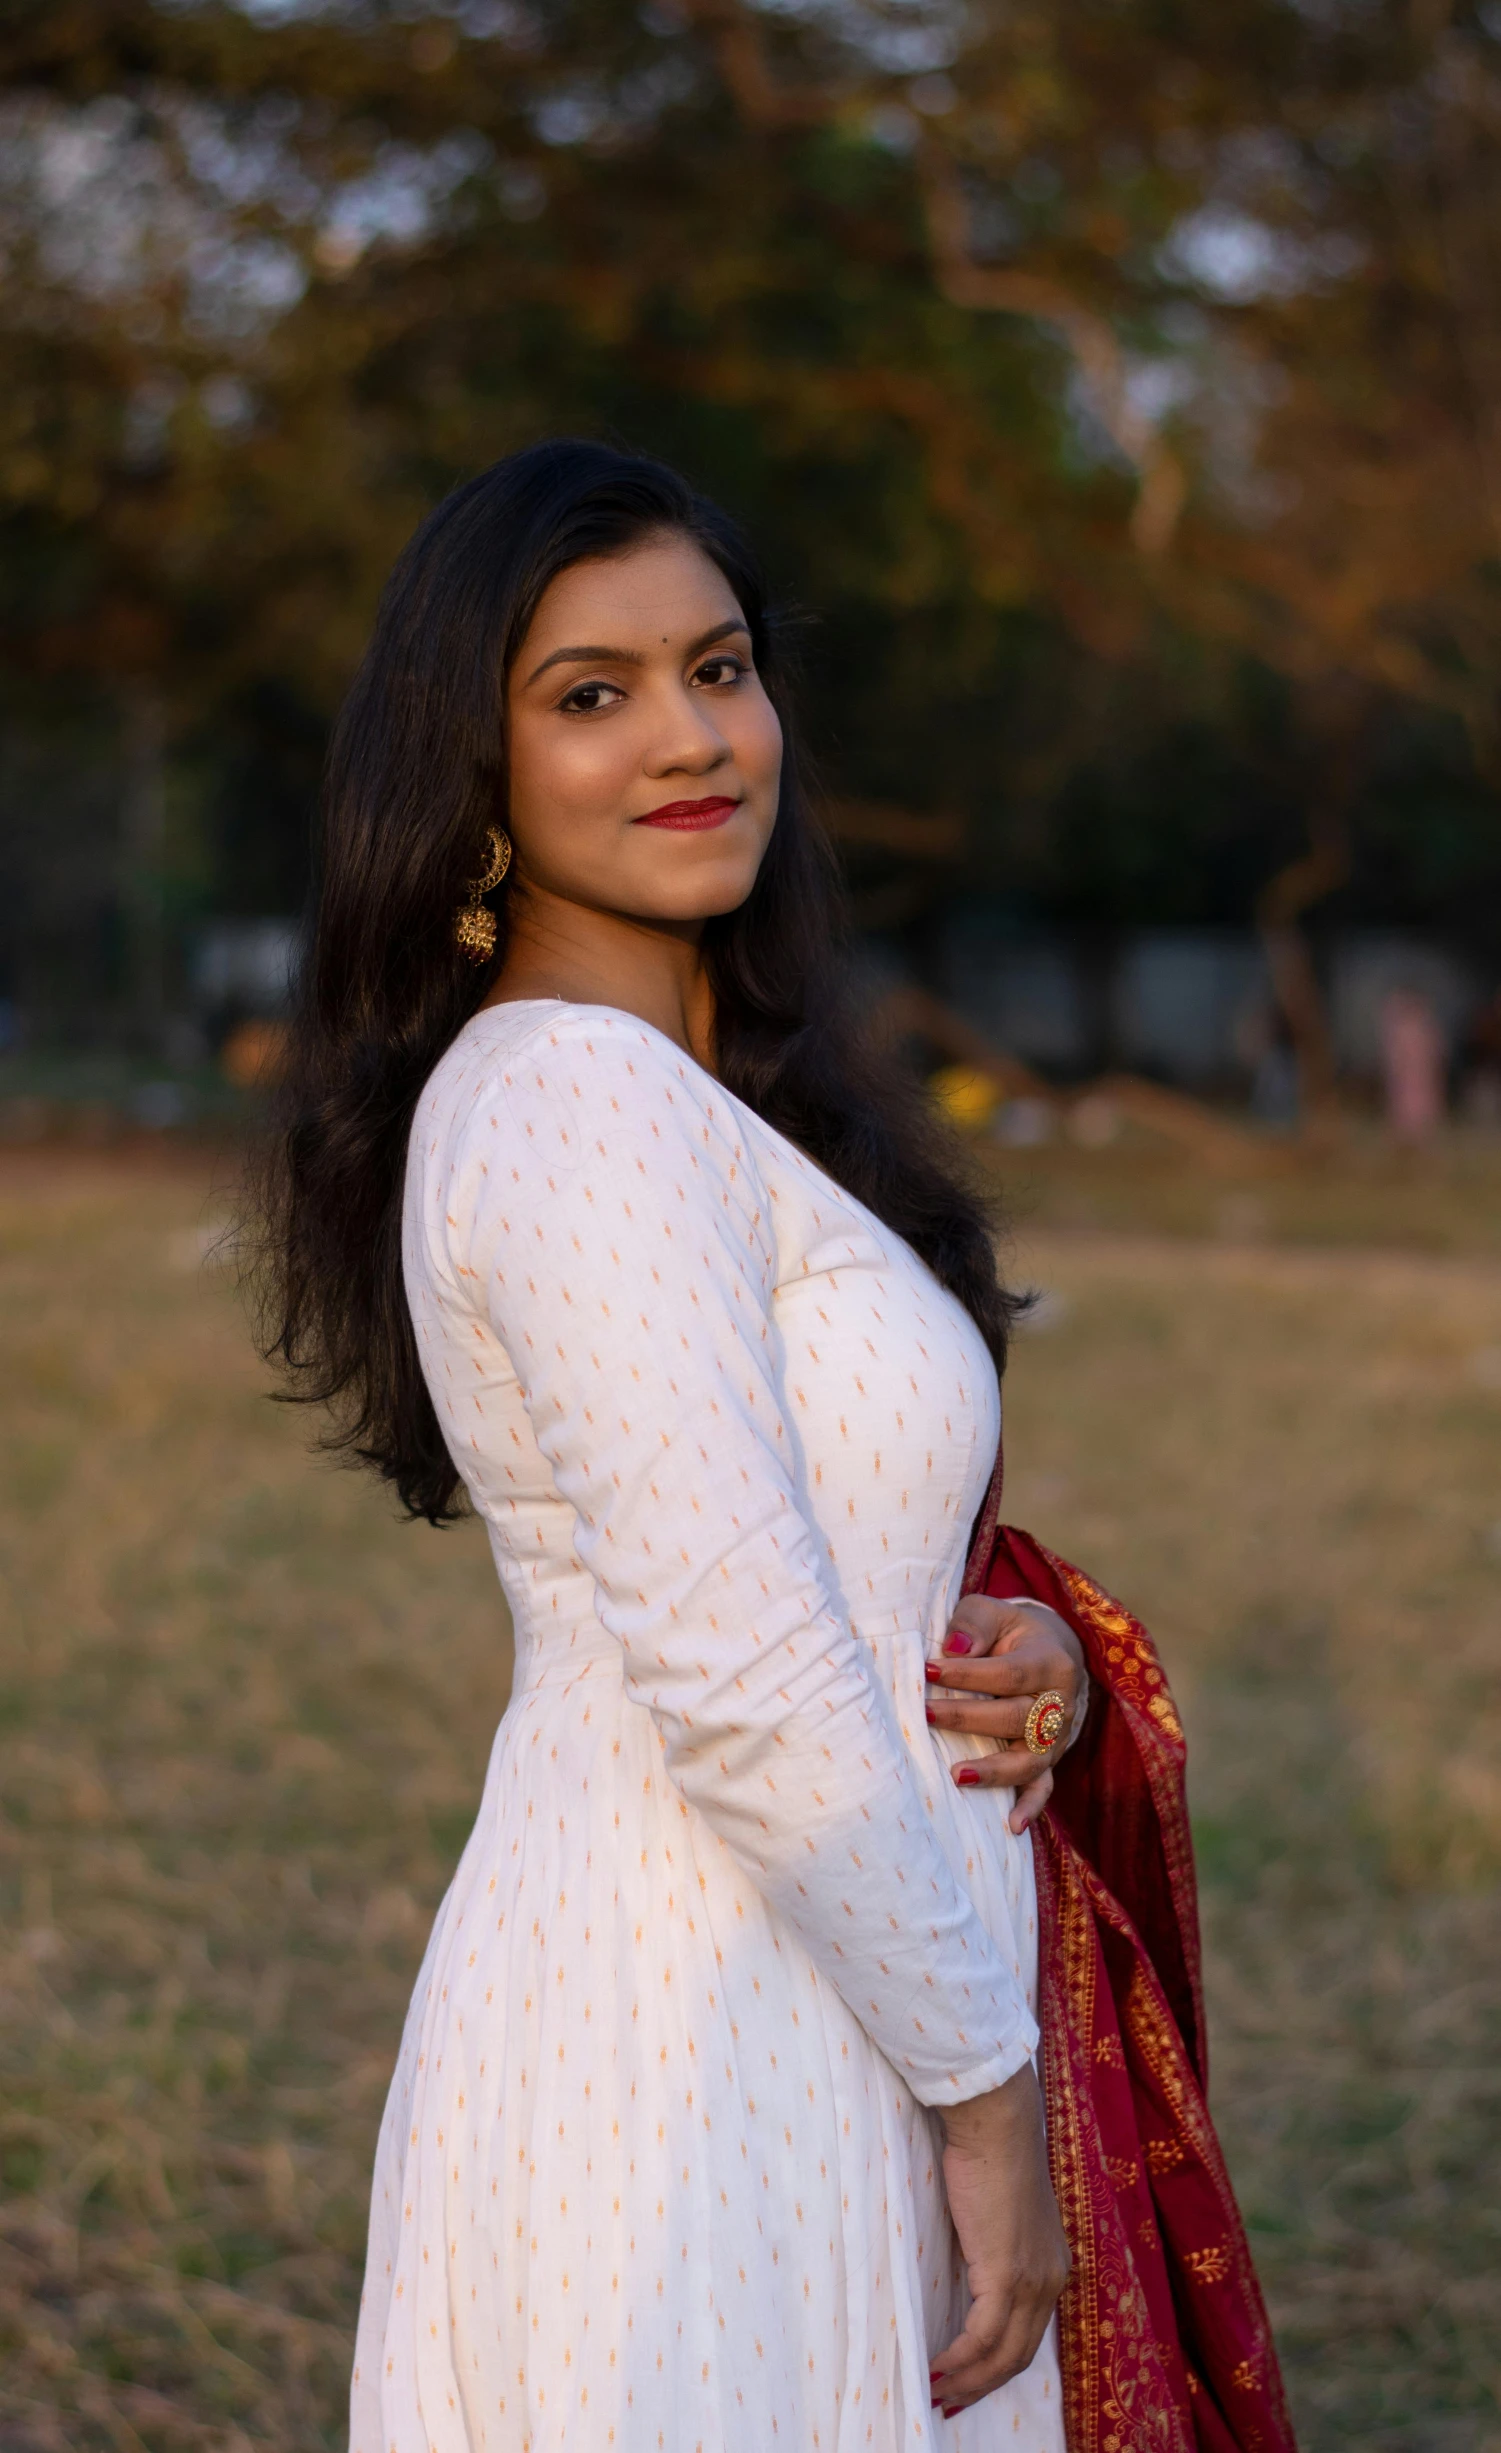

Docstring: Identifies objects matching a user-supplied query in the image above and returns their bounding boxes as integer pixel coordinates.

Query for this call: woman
[262,439,1120,2451]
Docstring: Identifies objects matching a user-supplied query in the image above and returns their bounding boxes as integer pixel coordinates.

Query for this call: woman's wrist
[939,2059,1041,2148]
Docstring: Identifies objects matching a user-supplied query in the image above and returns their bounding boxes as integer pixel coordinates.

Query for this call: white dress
[351,1001,1065,2453]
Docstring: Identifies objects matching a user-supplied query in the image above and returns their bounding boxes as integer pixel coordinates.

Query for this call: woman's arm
[931,2065,1071,2417]
[442,1013,1039,2107]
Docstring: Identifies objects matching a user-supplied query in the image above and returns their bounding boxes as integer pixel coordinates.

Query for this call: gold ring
[1024,1690,1068,1755]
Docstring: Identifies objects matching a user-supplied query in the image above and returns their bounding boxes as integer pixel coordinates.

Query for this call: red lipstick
[632,796,739,831]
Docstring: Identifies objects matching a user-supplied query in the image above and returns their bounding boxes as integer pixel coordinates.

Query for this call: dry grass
[1,1146,1498,2451]
[986,1126,1501,1261]
[1001,1223,1501,2453]
[0,1151,508,2452]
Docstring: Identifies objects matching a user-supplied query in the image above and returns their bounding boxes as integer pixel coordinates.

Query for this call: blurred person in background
[1380,986,1447,1145]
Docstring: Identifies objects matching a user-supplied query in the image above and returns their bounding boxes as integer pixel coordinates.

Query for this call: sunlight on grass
[1,1152,1498,2451]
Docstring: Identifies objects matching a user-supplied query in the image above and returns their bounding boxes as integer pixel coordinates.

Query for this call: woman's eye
[558,679,625,715]
[692,655,747,688]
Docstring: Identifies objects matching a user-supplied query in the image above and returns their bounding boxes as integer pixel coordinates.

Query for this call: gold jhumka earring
[454,826,512,961]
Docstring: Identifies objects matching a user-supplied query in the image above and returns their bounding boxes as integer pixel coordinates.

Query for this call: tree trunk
[1256,818,1347,1141]
[119,685,167,1053]
[1255,689,1366,1146]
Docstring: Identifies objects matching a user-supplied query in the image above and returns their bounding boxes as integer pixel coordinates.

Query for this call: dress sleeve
[446,1015,1038,2106]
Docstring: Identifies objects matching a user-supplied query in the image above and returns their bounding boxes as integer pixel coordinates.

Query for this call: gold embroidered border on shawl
[1121,1957,1296,2442]
[1036,1830,1099,2446]
[1039,1829,1194,2453]
[1046,1554,1206,2069]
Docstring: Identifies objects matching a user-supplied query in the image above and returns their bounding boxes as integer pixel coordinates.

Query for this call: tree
[1,0,1497,1058]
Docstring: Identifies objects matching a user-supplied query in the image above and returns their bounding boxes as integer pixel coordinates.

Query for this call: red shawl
[961,1459,1297,2453]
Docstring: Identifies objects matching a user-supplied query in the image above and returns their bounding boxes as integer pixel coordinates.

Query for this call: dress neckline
[452,996,995,1392]
[457,996,853,1216]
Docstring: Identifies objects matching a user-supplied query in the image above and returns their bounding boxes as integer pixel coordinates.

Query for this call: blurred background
[1,5,1498,2450]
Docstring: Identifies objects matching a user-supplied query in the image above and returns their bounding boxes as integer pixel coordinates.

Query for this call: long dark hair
[257,439,1022,1522]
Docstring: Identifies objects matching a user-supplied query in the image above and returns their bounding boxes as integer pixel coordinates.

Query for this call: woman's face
[504,532,783,928]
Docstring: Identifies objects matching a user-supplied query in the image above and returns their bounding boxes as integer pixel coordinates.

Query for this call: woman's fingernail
[944,1632,973,1655]
[924,1662,942,1682]
[924,1706,938,1724]
[955,1765,980,1787]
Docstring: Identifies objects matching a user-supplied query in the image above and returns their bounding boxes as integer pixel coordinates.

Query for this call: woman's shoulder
[414,999,769,1209]
[432,999,723,1125]
[457,997,694,1082]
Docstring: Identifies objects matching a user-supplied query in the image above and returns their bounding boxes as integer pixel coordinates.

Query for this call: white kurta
[351,1000,1065,2453]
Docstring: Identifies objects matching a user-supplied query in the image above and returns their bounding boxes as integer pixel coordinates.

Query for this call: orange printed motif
[1182,2244,1233,2286]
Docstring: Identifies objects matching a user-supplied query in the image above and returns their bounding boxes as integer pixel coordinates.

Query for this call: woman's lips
[632,796,740,831]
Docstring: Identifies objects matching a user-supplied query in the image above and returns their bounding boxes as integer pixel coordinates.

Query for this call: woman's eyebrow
[524,616,749,688]
[525,641,645,684]
[683,616,750,657]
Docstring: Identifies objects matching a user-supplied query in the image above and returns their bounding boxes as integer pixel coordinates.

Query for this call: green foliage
[1,0,1499,1020]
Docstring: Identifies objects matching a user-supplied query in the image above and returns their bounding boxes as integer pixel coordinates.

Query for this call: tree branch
[918,147,1187,555]
[677,0,839,128]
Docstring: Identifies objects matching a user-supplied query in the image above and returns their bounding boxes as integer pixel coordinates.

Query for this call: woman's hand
[926,1594,1089,1834]
[929,2063,1071,2417]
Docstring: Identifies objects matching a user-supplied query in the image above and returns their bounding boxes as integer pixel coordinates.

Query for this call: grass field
[1,1141,1498,2452]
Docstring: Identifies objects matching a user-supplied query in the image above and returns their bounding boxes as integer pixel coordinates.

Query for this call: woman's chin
[619,847,767,923]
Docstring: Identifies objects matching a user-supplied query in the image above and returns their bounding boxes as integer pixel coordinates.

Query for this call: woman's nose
[642,687,732,776]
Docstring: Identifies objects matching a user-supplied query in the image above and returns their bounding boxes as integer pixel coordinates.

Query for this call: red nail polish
[955,1765,980,1786]
[945,1632,973,1655]
[924,1706,938,1724]
[924,1662,942,1681]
